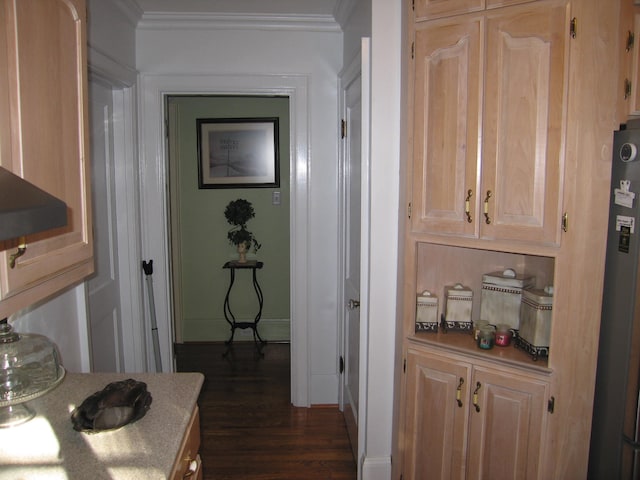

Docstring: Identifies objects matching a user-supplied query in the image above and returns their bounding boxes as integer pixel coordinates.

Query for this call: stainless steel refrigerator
[590,120,640,479]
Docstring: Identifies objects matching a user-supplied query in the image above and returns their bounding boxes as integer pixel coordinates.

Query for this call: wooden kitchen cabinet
[410,0,568,247]
[172,406,203,480]
[628,11,640,117]
[403,346,549,480]
[396,0,620,478]
[0,0,93,318]
[413,0,483,21]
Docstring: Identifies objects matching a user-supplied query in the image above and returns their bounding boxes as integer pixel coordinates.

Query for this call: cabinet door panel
[412,18,481,237]
[404,349,471,480]
[467,368,548,480]
[481,2,568,245]
[0,0,92,312]
[414,0,484,21]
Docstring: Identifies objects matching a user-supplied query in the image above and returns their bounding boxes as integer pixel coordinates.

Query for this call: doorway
[165,95,291,348]
[137,71,312,406]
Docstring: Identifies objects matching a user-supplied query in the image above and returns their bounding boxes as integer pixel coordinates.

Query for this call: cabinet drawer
[172,406,202,480]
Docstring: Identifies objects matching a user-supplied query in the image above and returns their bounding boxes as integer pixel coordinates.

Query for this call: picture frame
[197,117,280,189]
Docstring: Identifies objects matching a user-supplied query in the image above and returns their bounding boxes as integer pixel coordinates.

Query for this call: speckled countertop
[0,372,204,480]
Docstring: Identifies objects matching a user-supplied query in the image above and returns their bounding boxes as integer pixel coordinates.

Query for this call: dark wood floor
[175,342,357,480]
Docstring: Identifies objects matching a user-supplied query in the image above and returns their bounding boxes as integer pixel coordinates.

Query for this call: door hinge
[408,202,412,219]
[570,17,577,39]
[562,212,568,233]
[341,119,347,139]
[548,396,555,413]
[339,355,344,374]
[627,30,635,52]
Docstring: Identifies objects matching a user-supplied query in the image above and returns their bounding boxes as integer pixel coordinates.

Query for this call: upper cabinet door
[410,1,568,247]
[0,0,93,316]
[411,17,482,238]
[414,0,484,21]
[480,2,569,245]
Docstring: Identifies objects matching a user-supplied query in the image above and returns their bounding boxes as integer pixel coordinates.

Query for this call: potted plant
[224,199,261,263]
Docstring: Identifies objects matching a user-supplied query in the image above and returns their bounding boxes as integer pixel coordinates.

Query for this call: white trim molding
[361,456,392,480]
[137,72,311,406]
[137,12,340,32]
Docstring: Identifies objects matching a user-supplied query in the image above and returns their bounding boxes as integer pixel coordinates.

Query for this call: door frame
[338,37,372,474]
[138,72,311,406]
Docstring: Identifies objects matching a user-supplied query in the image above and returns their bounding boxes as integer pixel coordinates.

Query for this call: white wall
[136,21,344,403]
[361,0,401,477]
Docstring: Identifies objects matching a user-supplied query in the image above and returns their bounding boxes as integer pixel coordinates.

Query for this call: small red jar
[495,325,512,347]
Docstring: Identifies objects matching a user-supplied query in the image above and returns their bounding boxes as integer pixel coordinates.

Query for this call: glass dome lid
[0,320,65,427]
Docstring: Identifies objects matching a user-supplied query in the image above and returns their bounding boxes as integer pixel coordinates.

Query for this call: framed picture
[197,117,280,188]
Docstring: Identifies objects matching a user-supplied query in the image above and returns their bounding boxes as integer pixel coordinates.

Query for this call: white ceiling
[133,0,339,16]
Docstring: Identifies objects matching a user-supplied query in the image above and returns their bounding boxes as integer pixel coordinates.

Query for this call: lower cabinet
[172,406,203,480]
[403,346,550,480]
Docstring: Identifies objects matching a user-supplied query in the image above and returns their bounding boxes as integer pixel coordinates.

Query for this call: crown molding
[111,0,144,27]
[333,0,357,30]
[88,45,138,88]
[137,12,341,32]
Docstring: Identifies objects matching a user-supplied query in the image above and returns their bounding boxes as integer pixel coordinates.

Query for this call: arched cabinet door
[0,0,93,318]
[410,1,568,248]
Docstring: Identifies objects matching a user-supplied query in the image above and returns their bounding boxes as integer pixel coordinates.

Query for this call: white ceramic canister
[480,268,534,330]
[444,283,473,327]
[415,290,439,332]
[519,286,553,349]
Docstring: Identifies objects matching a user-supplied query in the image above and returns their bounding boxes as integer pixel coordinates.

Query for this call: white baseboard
[361,456,392,480]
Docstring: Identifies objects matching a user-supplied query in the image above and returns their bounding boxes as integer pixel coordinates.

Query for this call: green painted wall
[169,96,290,342]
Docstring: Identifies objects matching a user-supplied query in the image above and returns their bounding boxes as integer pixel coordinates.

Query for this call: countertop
[0,372,204,479]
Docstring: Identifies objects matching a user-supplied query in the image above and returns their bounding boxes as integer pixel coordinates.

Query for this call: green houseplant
[224,199,261,262]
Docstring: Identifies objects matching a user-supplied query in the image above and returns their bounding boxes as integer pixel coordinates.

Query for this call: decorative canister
[415,290,439,333]
[480,268,535,330]
[444,283,473,331]
[518,286,553,359]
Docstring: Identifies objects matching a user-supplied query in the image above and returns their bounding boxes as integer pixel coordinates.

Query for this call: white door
[86,79,123,372]
[340,42,369,461]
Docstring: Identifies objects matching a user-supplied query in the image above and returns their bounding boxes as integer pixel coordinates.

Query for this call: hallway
[175,342,357,479]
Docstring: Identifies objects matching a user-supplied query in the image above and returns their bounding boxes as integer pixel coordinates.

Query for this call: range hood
[0,167,67,241]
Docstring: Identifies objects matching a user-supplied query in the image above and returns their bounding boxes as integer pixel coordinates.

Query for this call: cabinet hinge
[411,0,414,11]
[570,17,577,39]
[411,42,415,59]
[408,202,412,219]
[562,212,568,233]
[626,79,632,100]
[548,396,555,413]
[339,355,344,374]
[627,30,635,52]
[341,119,347,139]
[403,358,407,373]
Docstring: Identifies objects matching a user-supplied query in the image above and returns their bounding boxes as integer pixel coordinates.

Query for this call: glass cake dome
[0,320,65,427]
